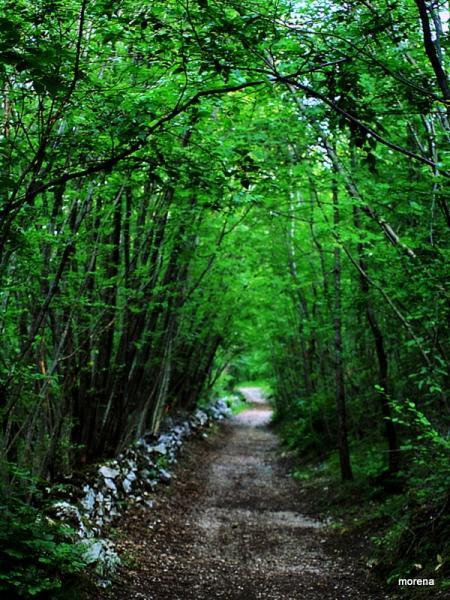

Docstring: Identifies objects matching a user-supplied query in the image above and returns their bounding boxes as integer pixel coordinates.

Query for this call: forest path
[99,388,383,599]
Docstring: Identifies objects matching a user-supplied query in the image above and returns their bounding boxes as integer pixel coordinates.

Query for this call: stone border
[50,399,231,582]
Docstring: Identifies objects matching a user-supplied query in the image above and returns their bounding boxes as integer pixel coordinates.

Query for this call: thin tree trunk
[354,206,400,474]
[332,173,353,481]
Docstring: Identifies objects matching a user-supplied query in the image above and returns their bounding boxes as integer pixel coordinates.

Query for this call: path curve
[99,389,383,599]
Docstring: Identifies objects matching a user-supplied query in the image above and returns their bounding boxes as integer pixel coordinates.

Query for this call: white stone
[152,443,167,455]
[104,478,117,492]
[81,486,96,512]
[99,466,120,479]
[122,478,132,493]
[81,540,104,563]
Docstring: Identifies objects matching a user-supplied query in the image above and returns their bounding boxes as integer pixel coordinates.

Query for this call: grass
[236,379,273,395]
[291,439,387,515]
[223,392,248,415]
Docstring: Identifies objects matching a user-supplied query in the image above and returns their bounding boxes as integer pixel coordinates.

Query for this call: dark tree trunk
[353,207,400,474]
[332,175,353,481]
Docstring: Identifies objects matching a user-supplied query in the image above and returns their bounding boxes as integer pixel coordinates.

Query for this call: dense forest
[0,0,449,596]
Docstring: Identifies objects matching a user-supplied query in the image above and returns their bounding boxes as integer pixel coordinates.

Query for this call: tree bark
[354,206,400,474]
[332,174,353,481]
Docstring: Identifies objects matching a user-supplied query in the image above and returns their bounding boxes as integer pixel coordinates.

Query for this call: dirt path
[99,389,385,599]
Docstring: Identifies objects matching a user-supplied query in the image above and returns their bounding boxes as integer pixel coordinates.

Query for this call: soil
[93,388,389,599]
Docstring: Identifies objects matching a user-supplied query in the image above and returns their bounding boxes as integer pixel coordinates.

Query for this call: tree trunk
[353,206,400,474]
[332,174,353,481]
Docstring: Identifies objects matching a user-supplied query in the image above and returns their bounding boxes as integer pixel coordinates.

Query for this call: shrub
[0,466,88,598]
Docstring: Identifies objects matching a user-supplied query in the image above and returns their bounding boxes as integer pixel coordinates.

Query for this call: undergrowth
[226,391,249,415]
[287,428,450,594]
[0,464,89,599]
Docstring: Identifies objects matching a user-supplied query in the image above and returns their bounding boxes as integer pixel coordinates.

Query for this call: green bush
[273,391,336,456]
[368,401,450,588]
[0,465,88,599]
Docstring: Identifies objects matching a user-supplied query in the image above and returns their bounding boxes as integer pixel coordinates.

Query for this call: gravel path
[98,388,384,599]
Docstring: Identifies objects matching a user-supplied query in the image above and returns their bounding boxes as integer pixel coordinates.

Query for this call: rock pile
[50,399,231,583]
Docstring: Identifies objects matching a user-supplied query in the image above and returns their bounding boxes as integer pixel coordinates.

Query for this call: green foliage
[290,399,450,589]
[292,439,386,495]
[224,392,249,416]
[371,401,450,587]
[0,467,88,598]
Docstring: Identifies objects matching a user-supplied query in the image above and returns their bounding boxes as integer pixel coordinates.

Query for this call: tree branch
[414,0,450,101]
[280,76,450,177]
